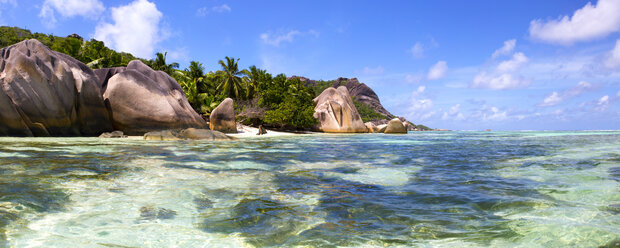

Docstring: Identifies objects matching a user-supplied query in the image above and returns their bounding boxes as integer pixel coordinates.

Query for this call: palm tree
[151,52,179,75]
[242,65,267,99]
[215,56,246,99]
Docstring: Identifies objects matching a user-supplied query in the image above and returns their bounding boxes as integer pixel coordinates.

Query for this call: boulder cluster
[0,40,421,137]
[0,39,205,136]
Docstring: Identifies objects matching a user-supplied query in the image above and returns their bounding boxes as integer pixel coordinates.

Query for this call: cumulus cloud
[94,0,163,58]
[539,81,593,106]
[492,39,516,58]
[471,72,530,90]
[362,65,384,75]
[595,95,610,111]
[442,104,465,121]
[410,42,424,58]
[604,39,620,69]
[39,0,104,27]
[529,0,620,44]
[260,29,319,46]
[196,4,231,16]
[471,49,530,90]
[540,92,562,107]
[427,61,447,80]
[404,85,435,121]
[497,52,528,72]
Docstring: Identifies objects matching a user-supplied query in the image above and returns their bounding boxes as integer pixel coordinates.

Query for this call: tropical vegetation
[0,26,430,130]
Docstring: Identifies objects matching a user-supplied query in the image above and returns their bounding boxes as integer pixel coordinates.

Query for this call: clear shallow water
[0,131,618,248]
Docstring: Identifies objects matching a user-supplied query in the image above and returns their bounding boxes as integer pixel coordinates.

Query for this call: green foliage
[214,56,247,99]
[262,78,317,129]
[0,26,137,68]
[147,52,179,75]
[352,98,386,123]
[311,80,336,97]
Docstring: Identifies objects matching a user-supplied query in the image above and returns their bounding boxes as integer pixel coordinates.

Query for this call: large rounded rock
[313,86,367,133]
[0,39,112,136]
[209,98,237,133]
[102,60,206,135]
[384,118,407,134]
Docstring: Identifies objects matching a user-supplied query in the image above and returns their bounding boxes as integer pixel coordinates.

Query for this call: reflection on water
[0,132,619,247]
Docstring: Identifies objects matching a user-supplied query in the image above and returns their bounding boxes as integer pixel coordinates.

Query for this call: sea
[0,131,618,247]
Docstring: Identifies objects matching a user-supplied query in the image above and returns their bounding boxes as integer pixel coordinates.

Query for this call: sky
[1,0,619,130]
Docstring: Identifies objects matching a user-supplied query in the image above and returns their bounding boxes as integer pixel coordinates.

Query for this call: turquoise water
[0,131,619,247]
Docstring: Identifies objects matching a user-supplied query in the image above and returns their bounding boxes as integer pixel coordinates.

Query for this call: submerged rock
[384,118,407,134]
[143,128,235,141]
[101,60,206,135]
[139,206,177,220]
[98,130,127,138]
[0,39,112,136]
[143,130,183,141]
[179,128,236,140]
[313,86,367,133]
[209,98,237,133]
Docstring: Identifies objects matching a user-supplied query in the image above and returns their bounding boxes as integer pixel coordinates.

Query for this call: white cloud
[410,42,424,58]
[196,4,231,16]
[260,29,319,46]
[529,0,620,44]
[539,81,593,106]
[362,65,384,75]
[402,85,435,122]
[497,52,528,72]
[471,72,530,90]
[481,106,508,121]
[442,104,465,120]
[492,39,516,58]
[595,95,610,111]
[604,39,620,69]
[427,61,447,80]
[471,51,530,90]
[94,0,163,58]
[39,0,104,27]
[540,92,562,107]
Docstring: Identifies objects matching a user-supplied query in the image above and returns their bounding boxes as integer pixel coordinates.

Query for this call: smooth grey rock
[102,60,207,135]
[209,98,237,133]
[384,118,407,134]
[313,86,367,133]
[0,39,112,136]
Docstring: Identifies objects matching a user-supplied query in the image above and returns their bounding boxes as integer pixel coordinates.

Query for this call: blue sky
[1,0,619,130]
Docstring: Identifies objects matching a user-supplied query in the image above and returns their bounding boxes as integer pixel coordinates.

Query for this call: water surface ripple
[0,131,619,247]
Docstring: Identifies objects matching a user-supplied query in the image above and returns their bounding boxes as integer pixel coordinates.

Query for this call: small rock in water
[193,196,214,210]
[139,206,177,220]
[257,125,267,135]
[98,130,127,138]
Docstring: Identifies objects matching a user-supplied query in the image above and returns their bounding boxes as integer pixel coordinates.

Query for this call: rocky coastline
[0,39,440,138]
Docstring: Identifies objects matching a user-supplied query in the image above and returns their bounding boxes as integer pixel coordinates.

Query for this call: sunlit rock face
[313,86,367,133]
[0,39,112,136]
[384,118,407,134]
[209,98,237,133]
[101,60,207,135]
